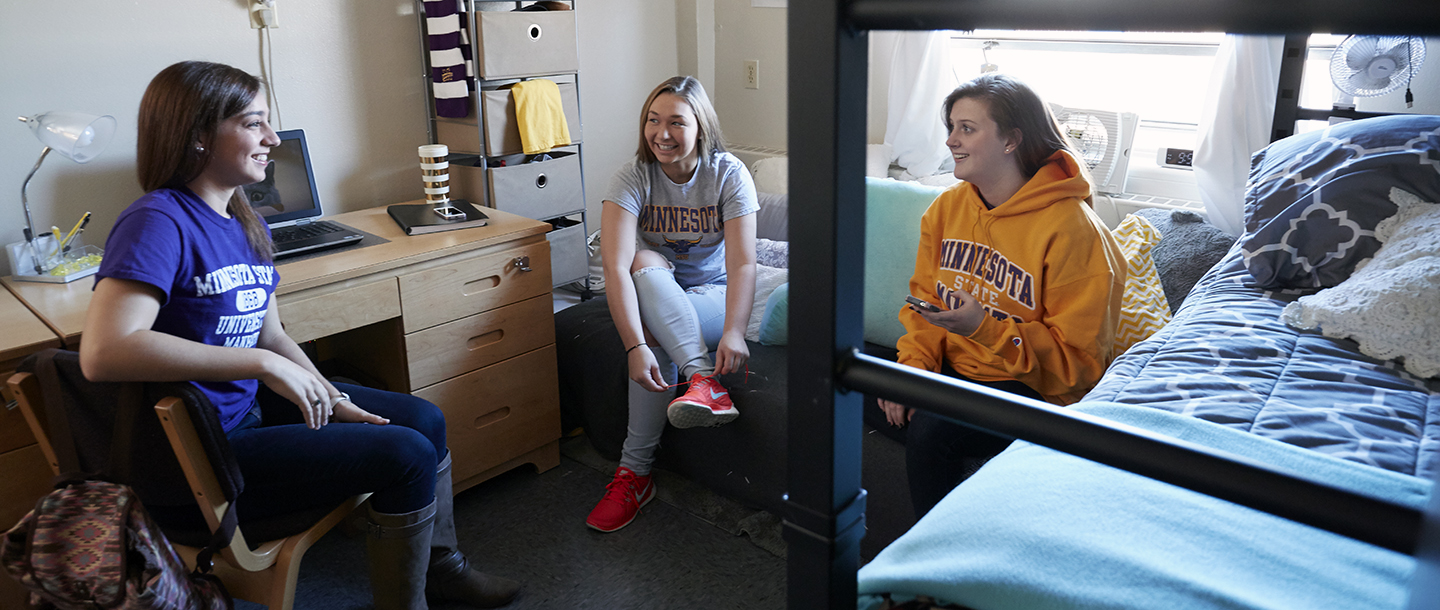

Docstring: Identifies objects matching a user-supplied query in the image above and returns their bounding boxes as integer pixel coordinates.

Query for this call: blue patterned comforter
[1085,243,1440,480]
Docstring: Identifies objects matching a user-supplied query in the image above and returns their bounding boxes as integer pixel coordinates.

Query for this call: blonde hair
[634,76,727,163]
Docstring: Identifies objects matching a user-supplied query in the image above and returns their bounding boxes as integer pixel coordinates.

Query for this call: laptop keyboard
[272,221,343,246]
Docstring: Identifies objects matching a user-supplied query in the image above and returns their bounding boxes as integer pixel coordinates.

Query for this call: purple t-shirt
[97,188,277,431]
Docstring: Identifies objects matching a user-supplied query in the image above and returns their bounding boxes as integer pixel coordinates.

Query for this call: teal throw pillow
[759,282,789,346]
[863,178,947,348]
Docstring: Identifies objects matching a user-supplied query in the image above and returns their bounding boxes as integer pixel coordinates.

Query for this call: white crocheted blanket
[1283,188,1440,378]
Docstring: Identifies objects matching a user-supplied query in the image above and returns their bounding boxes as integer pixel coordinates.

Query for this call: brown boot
[365,500,437,610]
[426,451,521,608]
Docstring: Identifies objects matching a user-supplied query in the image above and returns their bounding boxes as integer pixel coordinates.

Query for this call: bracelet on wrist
[334,392,351,403]
[625,342,648,355]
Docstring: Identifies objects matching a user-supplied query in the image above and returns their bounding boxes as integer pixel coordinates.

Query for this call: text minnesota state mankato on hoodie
[897,150,1126,405]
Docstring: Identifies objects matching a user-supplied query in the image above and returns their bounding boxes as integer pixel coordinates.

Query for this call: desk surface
[1,203,550,346]
[0,286,61,367]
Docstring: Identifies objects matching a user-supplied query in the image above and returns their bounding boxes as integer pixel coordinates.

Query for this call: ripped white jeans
[619,265,728,475]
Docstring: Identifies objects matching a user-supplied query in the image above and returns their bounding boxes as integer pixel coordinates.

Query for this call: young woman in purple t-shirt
[80,61,518,610]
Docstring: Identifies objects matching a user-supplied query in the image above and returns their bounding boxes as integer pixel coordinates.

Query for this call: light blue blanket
[857,403,1430,610]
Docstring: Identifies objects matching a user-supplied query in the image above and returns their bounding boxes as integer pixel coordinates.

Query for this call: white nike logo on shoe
[709,389,728,400]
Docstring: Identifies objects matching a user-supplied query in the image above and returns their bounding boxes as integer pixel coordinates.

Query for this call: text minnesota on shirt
[936,237,1037,323]
[194,261,276,347]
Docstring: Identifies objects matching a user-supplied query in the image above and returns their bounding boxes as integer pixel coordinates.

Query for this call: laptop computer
[243,129,365,259]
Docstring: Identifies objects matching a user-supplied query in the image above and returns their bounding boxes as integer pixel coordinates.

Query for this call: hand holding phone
[905,295,942,313]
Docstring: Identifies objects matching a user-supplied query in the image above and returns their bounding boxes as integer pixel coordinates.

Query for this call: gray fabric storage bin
[435,80,581,155]
[474,11,578,79]
[546,217,586,287]
[487,150,583,220]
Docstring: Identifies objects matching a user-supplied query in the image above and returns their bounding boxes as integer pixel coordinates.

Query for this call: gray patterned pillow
[1240,115,1440,289]
[755,238,788,269]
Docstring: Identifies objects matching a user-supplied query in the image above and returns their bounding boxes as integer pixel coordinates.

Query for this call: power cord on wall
[255,0,282,130]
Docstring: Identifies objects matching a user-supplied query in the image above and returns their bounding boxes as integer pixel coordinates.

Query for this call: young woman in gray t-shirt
[586,76,759,533]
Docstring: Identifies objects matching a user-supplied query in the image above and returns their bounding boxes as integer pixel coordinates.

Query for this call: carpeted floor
[238,435,786,609]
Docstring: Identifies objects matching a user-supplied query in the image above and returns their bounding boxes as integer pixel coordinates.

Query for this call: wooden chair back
[8,370,368,610]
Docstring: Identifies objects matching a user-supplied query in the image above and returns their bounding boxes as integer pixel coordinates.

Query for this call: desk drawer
[413,345,560,484]
[405,294,555,388]
[474,11,578,79]
[0,444,52,531]
[398,241,551,333]
[279,279,400,344]
[436,81,581,156]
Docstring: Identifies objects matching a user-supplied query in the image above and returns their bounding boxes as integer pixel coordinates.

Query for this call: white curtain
[884,31,958,180]
[1194,35,1286,236]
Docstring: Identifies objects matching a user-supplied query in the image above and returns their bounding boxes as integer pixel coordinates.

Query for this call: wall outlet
[744,60,759,90]
[251,0,278,29]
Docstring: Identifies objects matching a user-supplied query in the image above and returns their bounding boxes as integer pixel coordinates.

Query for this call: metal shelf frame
[414,0,592,294]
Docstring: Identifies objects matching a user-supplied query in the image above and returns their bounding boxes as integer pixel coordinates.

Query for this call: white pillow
[751,157,788,195]
[746,264,789,342]
[1282,188,1440,378]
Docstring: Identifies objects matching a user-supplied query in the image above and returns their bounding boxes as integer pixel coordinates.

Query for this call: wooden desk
[1,203,562,492]
[0,286,64,609]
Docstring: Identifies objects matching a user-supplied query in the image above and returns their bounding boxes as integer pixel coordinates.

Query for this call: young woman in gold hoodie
[880,73,1126,517]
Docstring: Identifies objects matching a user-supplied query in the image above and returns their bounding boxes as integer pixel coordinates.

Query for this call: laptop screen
[242,129,323,228]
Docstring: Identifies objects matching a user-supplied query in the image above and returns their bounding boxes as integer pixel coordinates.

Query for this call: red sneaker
[666,373,739,429]
[586,466,655,532]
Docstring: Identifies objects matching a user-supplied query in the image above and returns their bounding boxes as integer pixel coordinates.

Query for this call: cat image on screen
[244,160,284,216]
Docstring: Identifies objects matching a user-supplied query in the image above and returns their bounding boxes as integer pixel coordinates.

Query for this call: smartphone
[905,295,942,313]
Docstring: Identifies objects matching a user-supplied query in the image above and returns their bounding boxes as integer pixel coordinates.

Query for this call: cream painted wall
[712,0,787,152]
[0,0,680,273]
[0,0,426,273]
[575,0,679,220]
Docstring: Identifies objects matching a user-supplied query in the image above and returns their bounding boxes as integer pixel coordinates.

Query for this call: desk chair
[8,349,369,610]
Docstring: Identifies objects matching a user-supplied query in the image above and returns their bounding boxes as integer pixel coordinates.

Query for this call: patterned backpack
[0,349,236,609]
[1,480,231,610]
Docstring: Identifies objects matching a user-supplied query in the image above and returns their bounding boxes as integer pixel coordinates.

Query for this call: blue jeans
[905,365,1042,519]
[226,382,446,518]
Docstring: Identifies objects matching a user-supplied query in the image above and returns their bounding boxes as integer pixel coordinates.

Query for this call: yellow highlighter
[57,212,91,255]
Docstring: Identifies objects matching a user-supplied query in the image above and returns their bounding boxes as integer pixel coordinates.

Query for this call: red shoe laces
[604,470,641,503]
[661,366,751,391]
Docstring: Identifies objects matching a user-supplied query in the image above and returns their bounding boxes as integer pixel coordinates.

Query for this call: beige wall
[0,0,679,272]
[0,1,425,273]
[711,0,787,153]
[575,0,680,220]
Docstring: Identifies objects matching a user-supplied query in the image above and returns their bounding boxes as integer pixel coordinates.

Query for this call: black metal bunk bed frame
[783,1,1440,607]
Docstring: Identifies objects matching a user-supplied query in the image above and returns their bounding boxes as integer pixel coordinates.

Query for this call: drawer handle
[474,406,512,429]
[513,256,532,272]
[528,24,542,40]
[535,173,548,189]
[467,329,504,351]
[462,276,500,296]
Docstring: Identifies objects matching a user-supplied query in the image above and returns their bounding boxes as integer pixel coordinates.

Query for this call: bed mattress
[1085,243,1440,480]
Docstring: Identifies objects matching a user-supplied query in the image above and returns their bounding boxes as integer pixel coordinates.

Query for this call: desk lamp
[16,111,115,273]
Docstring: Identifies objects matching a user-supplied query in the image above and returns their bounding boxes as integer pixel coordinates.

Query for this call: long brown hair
[137,61,273,262]
[634,76,727,164]
[942,73,1078,181]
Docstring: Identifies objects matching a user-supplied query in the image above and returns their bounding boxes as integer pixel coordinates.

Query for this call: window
[950,31,1225,201]
[950,31,1225,126]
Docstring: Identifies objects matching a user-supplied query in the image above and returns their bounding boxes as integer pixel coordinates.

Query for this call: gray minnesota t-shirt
[605,151,758,287]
